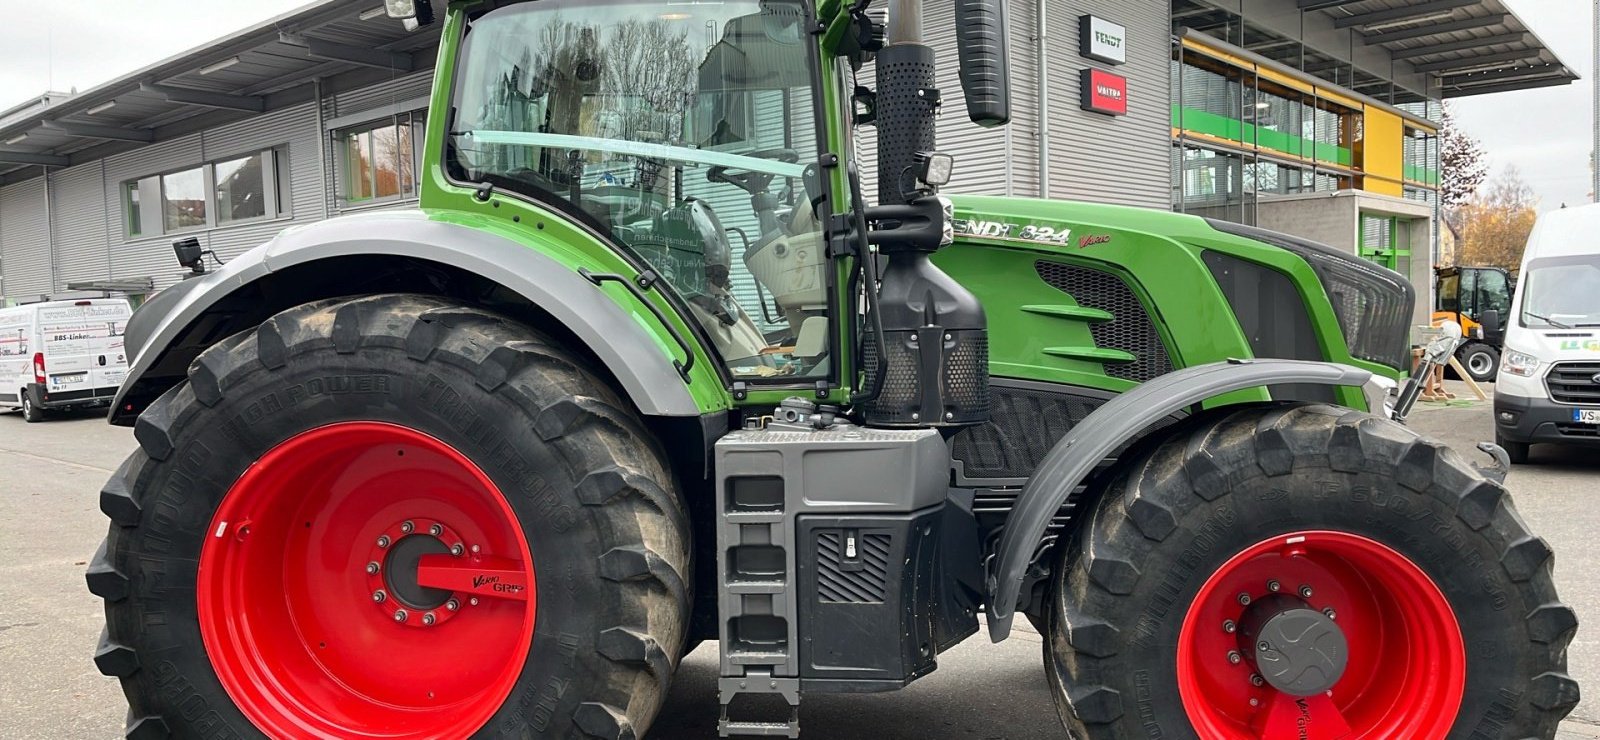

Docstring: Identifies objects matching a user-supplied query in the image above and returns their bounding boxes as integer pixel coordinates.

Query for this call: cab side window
[1477,270,1511,317]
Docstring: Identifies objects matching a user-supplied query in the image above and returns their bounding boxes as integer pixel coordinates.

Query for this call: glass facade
[1171,43,1359,218]
[1170,1,1442,277]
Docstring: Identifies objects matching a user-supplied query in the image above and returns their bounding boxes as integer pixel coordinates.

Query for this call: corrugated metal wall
[1043,2,1171,207]
[1,178,50,299]
[850,0,1167,209]
[853,2,1041,202]
[51,161,110,285]
[326,70,433,120]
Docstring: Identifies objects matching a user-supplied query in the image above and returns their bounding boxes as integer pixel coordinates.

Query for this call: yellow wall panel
[1362,108,1404,196]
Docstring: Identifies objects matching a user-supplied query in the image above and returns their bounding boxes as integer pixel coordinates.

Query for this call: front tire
[1046,404,1577,739]
[88,295,690,739]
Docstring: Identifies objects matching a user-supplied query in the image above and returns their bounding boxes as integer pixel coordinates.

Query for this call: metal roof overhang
[0,0,443,185]
[1312,0,1579,98]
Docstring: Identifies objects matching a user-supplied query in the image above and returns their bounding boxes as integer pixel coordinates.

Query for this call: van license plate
[52,373,86,386]
[1573,409,1600,425]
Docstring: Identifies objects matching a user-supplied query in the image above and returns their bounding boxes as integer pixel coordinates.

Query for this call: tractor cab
[445,0,831,378]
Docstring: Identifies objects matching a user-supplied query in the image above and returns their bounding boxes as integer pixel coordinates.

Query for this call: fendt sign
[1080,15,1127,65]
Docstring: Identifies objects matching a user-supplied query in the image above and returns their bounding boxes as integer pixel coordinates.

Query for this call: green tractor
[87,0,1576,737]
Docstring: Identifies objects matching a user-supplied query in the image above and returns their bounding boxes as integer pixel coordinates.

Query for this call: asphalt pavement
[1,380,1597,739]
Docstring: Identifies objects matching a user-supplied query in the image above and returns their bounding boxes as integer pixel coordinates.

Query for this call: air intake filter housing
[860,247,989,428]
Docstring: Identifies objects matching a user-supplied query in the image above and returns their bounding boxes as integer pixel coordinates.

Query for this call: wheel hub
[365,517,472,626]
[1237,594,1347,696]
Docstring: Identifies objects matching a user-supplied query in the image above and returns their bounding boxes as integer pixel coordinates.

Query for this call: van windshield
[1521,256,1600,328]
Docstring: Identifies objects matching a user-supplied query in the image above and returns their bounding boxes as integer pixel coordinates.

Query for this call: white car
[1492,203,1600,462]
[0,298,134,422]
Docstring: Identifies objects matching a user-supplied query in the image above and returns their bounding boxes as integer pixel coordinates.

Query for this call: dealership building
[0,0,1575,320]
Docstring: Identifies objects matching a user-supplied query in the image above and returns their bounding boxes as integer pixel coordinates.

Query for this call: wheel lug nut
[430,524,443,536]
[401,520,414,534]
[450,543,464,556]
[394,609,408,622]
[366,561,380,575]
[376,535,390,548]
[1222,619,1236,634]
[1299,585,1313,599]
[1250,674,1264,687]
[422,612,436,626]
[373,590,387,603]
[1267,580,1280,592]
[1227,650,1242,665]
[446,599,460,612]
[1237,593,1251,606]
[1324,607,1337,620]
[1257,641,1271,652]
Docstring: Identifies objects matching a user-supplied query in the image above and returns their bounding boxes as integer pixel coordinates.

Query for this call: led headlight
[1502,349,1539,377]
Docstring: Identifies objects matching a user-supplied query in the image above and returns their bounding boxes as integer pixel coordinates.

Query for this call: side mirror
[954,0,1011,127]
[1481,309,1502,339]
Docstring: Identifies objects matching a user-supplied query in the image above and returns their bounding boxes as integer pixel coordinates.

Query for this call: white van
[1492,203,1600,463]
[0,298,134,422]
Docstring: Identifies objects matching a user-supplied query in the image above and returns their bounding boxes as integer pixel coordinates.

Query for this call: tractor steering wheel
[707,148,800,196]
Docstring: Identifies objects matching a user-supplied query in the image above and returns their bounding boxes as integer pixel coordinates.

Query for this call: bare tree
[1439,103,1488,245]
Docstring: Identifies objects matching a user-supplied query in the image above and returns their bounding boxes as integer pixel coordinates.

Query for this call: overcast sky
[0,0,1593,210]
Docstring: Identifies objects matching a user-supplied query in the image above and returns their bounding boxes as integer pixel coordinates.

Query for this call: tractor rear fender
[986,359,1379,642]
[110,211,702,424]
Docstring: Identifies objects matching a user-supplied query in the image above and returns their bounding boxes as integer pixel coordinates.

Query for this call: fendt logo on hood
[952,217,1077,247]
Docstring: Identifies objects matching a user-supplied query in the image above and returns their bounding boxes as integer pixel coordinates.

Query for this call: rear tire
[20,392,44,423]
[1459,343,1500,383]
[1046,404,1577,739]
[88,294,691,739]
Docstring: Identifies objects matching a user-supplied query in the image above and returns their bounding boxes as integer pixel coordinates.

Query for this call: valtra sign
[1079,15,1127,65]
[1080,69,1128,116]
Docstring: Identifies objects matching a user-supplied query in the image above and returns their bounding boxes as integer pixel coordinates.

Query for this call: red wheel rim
[1176,531,1465,739]
[197,422,536,739]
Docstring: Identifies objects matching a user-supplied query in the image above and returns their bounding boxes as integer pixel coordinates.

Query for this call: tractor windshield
[447,0,831,381]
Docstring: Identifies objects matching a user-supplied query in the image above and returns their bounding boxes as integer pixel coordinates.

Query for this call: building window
[215,152,268,223]
[162,167,207,232]
[123,182,142,237]
[337,113,422,208]
[121,147,287,239]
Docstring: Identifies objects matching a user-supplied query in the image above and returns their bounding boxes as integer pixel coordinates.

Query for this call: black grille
[816,532,890,604]
[1548,362,1600,404]
[861,330,989,426]
[1204,219,1414,371]
[947,334,991,411]
[951,384,1107,480]
[1033,261,1173,382]
[1555,424,1600,438]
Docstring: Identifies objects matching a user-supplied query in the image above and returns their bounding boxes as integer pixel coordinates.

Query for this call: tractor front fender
[111,210,703,424]
[985,359,1378,642]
